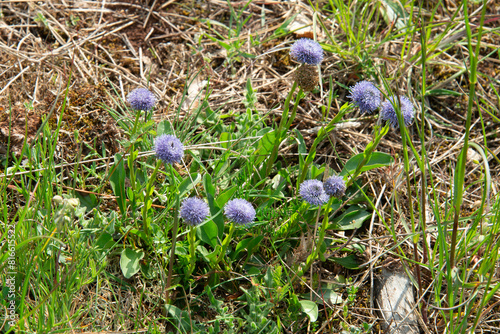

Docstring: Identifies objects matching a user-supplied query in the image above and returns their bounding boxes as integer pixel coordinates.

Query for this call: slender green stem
[285,87,303,130]
[298,107,350,185]
[213,221,236,270]
[128,111,142,192]
[166,165,180,304]
[345,124,389,189]
[295,197,334,279]
[265,81,298,177]
[187,226,197,278]
[450,0,483,269]
[142,160,161,242]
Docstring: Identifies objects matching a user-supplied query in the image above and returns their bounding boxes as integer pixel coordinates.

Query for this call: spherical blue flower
[299,179,329,206]
[180,197,209,226]
[348,81,381,114]
[155,134,184,164]
[224,198,256,225]
[323,175,346,198]
[380,95,414,129]
[127,87,156,111]
[290,38,324,65]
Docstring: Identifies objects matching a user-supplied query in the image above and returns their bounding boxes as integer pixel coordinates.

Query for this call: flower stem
[142,160,161,242]
[166,165,180,304]
[265,81,298,177]
[187,226,197,278]
[213,221,236,270]
[295,197,334,280]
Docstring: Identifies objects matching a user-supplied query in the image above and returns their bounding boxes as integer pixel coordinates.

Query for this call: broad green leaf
[303,284,343,306]
[340,152,393,176]
[197,221,218,248]
[331,254,359,269]
[299,300,318,322]
[216,186,237,208]
[254,130,276,165]
[120,248,144,279]
[94,232,115,261]
[157,119,172,136]
[203,174,215,197]
[232,235,264,260]
[165,304,199,331]
[220,132,231,149]
[330,206,370,230]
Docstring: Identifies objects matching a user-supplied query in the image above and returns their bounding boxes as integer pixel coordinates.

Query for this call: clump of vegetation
[1,1,499,333]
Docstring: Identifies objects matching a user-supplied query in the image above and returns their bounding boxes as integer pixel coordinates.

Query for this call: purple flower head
[155,134,184,164]
[290,38,324,65]
[180,197,209,226]
[299,179,329,206]
[380,95,414,129]
[224,198,256,225]
[323,175,346,198]
[348,81,381,114]
[127,87,156,111]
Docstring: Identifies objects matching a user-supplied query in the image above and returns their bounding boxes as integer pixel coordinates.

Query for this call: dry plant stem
[166,165,180,304]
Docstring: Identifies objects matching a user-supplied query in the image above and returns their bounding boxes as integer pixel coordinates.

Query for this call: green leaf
[340,152,393,176]
[303,284,343,306]
[220,132,231,149]
[425,89,462,97]
[157,119,172,136]
[197,221,218,248]
[454,147,466,208]
[109,153,126,214]
[330,206,370,230]
[216,186,237,208]
[330,254,359,269]
[178,173,201,198]
[299,300,318,322]
[203,174,215,197]
[232,235,264,260]
[254,130,276,165]
[240,52,256,59]
[165,304,199,331]
[120,248,144,279]
[94,232,115,261]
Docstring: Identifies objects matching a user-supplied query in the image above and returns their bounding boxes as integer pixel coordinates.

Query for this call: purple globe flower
[224,198,256,225]
[180,197,209,226]
[290,38,324,65]
[348,81,381,114]
[323,175,346,198]
[380,95,414,129]
[299,179,329,206]
[127,87,156,111]
[155,134,184,164]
